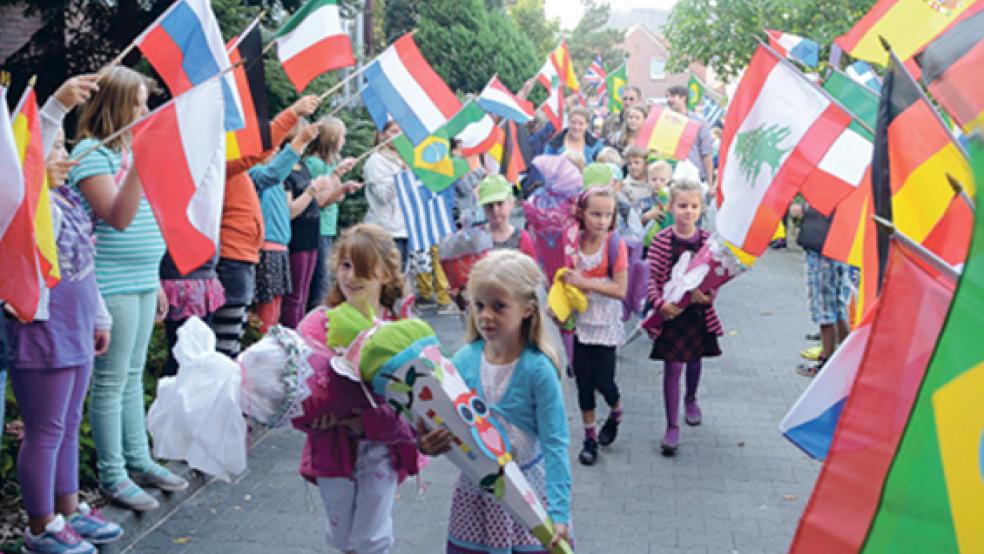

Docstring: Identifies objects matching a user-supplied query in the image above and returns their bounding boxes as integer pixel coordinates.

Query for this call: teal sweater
[452,341,572,524]
[250,146,301,246]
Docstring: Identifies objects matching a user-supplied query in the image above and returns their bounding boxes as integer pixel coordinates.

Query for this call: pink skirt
[161,278,226,320]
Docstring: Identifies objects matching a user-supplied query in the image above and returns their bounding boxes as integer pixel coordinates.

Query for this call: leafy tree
[383,0,420,43]
[416,0,539,93]
[663,0,876,80]
[506,0,561,61]
[566,0,625,81]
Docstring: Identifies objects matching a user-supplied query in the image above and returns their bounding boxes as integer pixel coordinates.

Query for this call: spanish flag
[834,0,982,65]
[12,87,59,289]
[917,7,984,133]
[225,24,271,162]
[634,105,701,161]
[537,40,579,93]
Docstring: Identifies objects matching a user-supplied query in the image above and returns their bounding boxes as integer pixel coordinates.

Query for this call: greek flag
[394,170,454,252]
[701,97,726,126]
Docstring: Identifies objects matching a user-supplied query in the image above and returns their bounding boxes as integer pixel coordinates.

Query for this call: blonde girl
[563,185,628,466]
[68,66,186,511]
[645,180,723,455]
[611,104,648,151]
[419,250,572,553]
[295,224,418,554]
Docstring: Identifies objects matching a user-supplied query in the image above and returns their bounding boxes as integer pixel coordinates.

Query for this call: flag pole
[227,10,267,53]
[946,172,976,211]
[11,75,37,117]
[872,215,962,282]
[757,37,875,137]
[343,134,401,171]
[878,36,972,161]
[72,60,246,163]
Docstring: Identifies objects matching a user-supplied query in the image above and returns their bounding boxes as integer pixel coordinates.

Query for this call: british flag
[583,54,607,103]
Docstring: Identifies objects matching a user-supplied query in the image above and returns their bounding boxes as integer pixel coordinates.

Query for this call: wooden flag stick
[106,42,138,70]
[318,63,371,102]
[72,60,245,163]
[872,215,962,282]
[339,134,402,174]
[227,10,267,53]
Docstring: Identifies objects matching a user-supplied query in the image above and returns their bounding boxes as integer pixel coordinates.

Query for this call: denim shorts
[805,250,851,325]
[216,258,257,306]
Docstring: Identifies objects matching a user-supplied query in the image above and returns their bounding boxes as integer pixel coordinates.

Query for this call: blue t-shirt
[68,139,165,296]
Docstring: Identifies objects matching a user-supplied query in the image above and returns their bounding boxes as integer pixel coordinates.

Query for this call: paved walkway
[123,246,820,554]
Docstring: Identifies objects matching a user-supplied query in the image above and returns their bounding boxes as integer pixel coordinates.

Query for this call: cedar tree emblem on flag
[734,124,792,184]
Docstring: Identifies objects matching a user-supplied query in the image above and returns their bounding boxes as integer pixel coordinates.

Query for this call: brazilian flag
[393,102,483,192]
[687,74,705,112]
[606,64,626,114]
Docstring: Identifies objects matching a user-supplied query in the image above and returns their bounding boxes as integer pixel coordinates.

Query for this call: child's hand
[291,95,320,117]
[343,180,363,194]
[291,122,321,151]
[155,288,169,323]
[46,159,78,187]
[339,413,363,437]
[94,329,111,356]
[416,418,452,456]
[309,413,340,430]
[561,270,588,291]
[550,523,571,548]
[691,289,713,305]
[659,302,682,320]
[53,74,100,110]
[334,157,358,176]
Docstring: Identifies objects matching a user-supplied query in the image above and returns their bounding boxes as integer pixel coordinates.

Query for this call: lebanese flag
[0,86,41,321]
[132,80,226,275]
[539,81,565,135]
[716,45,852,256]
[273,0,355,92]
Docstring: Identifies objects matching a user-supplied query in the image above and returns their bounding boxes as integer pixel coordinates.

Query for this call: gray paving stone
[122,247,821,553]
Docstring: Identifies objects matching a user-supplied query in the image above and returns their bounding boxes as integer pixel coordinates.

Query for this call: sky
[544,0,679,30]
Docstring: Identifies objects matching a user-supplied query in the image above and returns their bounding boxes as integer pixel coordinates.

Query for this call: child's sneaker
[130,465,188,492]
[660,426,680,456]
[22,514,96,554]
[598,417,620,446]
[100,479,159,512]
[578,438,599,466]
[67,502,123,545]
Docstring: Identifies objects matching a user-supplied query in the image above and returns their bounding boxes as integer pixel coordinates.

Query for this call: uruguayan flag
[701,97,726,126]
[846,61,882,93]
[394,170,455,253]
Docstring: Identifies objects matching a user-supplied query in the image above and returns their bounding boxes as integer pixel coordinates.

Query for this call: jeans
[307,236,334,312]
[89,291,159,487]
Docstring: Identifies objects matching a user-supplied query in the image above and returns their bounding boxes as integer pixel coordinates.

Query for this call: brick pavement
[122,246,821,554]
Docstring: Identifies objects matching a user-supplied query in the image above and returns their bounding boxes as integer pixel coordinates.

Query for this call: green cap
[477,174,512,205]
[583,162,615,189]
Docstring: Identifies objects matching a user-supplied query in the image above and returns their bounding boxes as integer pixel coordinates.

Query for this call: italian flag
[273,0,355,92]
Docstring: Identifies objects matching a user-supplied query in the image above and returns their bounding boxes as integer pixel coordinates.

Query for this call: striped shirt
[646,227,723,337]
[68,139,165,296]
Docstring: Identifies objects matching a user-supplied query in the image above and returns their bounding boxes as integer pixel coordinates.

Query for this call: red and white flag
[539,81,565,134]
[716,45,852,256]
[132,80,226,275]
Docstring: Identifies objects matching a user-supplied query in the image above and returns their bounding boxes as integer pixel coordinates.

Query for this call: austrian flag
[716,45,852,256]
[273,0,355,92]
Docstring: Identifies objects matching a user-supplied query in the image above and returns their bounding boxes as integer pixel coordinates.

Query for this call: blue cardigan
[452,341,572,524]
[250,146,301,246]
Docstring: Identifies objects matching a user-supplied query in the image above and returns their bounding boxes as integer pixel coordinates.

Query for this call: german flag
[834,0,982,65]
[499,120,529,186]
[917,7,984,133]
[225,25,271,162]
[870,51,974,285]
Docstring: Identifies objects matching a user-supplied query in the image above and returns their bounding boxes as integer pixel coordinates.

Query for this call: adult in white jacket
[362,121,409,263]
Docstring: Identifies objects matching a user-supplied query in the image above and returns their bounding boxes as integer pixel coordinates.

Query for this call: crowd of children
[1,69,728,554]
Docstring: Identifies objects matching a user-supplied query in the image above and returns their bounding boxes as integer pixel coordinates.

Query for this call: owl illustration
[454,390,512,465]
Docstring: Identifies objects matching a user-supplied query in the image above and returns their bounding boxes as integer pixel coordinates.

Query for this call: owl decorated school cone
[339,318,574,554]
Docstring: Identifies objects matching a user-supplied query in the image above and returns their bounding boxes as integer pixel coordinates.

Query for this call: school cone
[348,319,574,554]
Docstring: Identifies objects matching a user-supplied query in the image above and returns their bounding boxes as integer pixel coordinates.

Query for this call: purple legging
[9,364,91,517]
[282,249,318,328]
[662,359,702,428]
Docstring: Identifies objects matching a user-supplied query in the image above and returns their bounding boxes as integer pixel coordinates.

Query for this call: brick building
[619,23,723,104]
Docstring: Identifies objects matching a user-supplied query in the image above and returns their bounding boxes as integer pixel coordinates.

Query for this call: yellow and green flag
[606,64,627,114]
[687,74,704,111]
[393,102,482,192]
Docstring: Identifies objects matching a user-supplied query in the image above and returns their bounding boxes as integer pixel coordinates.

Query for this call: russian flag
[131,79,226,276]
[477,75,535,124]
[766,29,820,68]
[136,0,244,131]
[362,33,461,145]
[779,317,874,460]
